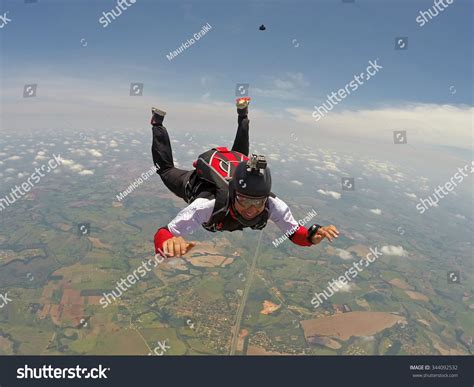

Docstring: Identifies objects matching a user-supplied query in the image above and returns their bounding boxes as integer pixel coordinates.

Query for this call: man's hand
[162,236,195,258]
[311,225,339,245]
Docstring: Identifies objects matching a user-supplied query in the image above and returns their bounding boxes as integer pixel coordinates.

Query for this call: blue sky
[1,0,472,152]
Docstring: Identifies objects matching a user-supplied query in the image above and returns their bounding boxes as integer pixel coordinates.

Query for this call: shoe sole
[236,97,251,109]
[152,107,166,116]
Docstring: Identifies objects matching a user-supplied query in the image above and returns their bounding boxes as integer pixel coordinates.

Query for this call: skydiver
[151,98,339,257]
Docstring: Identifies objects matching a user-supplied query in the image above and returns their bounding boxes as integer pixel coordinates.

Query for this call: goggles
[235,194,267,209]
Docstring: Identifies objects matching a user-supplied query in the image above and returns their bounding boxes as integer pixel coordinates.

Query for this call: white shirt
[167,196,301,236]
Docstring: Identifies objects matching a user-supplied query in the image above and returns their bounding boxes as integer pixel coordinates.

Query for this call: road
[229,231,263,355]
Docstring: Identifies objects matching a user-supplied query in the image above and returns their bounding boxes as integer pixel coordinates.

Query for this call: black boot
[236,97,250,117]
[151,107,166,126]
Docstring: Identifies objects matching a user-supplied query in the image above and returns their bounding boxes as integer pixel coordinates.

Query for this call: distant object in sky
[259,24,266,31]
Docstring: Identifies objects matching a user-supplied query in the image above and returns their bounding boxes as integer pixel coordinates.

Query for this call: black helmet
[229,154,272,200]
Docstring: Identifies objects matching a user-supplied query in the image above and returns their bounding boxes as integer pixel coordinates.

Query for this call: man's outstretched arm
[268,196,339,246]
[154,198,215,256]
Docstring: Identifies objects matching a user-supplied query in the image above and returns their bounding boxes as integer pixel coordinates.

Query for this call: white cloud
[335,248,352,260]
[286,104,473,150]
[34,151,50,161]
[253,72,310,100]
[334,280,353,292]
[78,169,94,176]
[291,180,303,186]
[2,75,471,153]
[60,158,94,176]
[5,155,22,161]
[88,149,103,157]
[317,189,341,199]
[381,245,407,256]
[273,72,309,89]
[323,161,340,172]
[71,148,87,156]
[404,192,417,199]
[370,208,382,215]
[60,159,75,167]
[70,164,84,172]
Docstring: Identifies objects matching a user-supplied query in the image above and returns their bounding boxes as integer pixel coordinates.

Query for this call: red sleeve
[288,225,313,247]
[154,227,174,254]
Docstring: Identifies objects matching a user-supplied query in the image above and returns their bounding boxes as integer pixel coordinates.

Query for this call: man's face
[233,193,267,220]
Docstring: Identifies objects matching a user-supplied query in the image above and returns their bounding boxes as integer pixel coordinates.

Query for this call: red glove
[154,227,174,254]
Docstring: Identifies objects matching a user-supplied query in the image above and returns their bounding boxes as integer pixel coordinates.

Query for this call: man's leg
[151,108,194,202]
[231,98,250,156]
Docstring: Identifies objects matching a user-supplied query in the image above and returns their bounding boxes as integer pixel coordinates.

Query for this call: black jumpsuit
[151,114,250,203]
